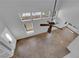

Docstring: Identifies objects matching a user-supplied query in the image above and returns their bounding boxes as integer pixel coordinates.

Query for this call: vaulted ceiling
[0,0,79,39]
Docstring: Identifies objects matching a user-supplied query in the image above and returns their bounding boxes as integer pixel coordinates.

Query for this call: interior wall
[0,0,55,39]
[57,0,79,30]
[0,18,6,41]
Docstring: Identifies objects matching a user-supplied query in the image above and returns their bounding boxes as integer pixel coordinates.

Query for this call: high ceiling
[0,0,79,39]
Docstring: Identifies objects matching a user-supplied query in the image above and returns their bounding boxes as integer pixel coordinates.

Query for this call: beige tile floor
[12,27,78,58]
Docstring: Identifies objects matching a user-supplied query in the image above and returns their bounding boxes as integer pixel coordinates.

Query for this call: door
[0,28,16,57]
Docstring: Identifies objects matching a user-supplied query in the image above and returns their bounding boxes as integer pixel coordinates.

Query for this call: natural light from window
[32,12,41,16]
[5,33,13,42]
[22,13,31,17]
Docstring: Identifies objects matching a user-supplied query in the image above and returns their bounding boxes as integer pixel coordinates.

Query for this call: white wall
[57,0,79,30]
[19,18,50,39]
[0,0,55,39]
[0,18,6,41]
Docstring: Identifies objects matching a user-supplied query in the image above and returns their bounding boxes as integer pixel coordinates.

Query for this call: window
[1,28,14,43]
[20,12,31,20]
[5,33,13,42]
[32,12,41,19]
[20,11,51,21]
[41,11,51,17]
